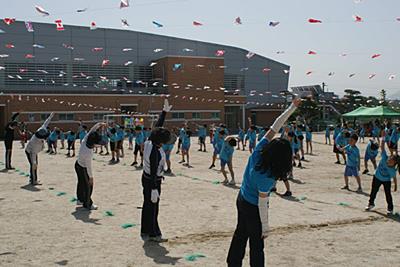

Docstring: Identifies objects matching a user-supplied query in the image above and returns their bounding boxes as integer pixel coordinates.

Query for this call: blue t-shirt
[291,139,300,152]
[162,143,174,152]
[116,129,124,141]
[220,141,234,162]
[384,128,391,142]
[246,130,257,144]
[108,129,117,142]
[375,150,397,182]
[344,145,360,167]
[295,129,303,138]
[67,133,76,142]
[257,129,266,141]
[135,132,144,145]
[360,128,365,136]
[79,130,87,141]
[335,133,347,147]
[390,129,399,144]
[240,138,277,206]
[238,129,245,140]
[372,127,380,137]
[325,127,330,137]
[198,127,207,138]
[182,134,191,147]
[49,131,58,142]
[179,128,186,140]
[306,131,312,141]
[333,128,341,139]
[365,142,378,159]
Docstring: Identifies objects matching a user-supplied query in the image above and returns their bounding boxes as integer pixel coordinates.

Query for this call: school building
[0,21,290,138]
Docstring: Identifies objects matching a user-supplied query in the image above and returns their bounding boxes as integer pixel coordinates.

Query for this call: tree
[291,97,321,124]
[380,89,387,105]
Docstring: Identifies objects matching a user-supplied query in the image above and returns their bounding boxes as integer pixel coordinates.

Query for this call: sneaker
[139,163,143,168]
[341,185,349,190]
[148,236,168,243]
[131,161,138,166]
[76,200,83,205]
[283,191,292,197]
[105,152,110,155]
[270,187,277,192]
[222,179,229,184]
[356,187,363,193]
[229,180,236,185]
[335,161,341,164]
[365,204,375,211]
[387,210,394,215]
[87,204,98,210]
[301,157,305,161]
[362,169,369,174]
[115,159,120,163]
[198,149,202,151]
[297,163,302,168]
[203,150,207,152]
[178,160,185,164]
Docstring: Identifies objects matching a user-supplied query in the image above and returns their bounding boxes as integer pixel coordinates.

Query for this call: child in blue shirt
[237,125,245,151]
[99,129,109,155]
[162,132,176,174]
[388,126,399,155]
[108,127,118,163]
[132,126,144,167]
[180,128,192,167]
[128,128,134,150]
[245,126,257,153]
[325,126,331,145]
[78,125,87,144]
[334,130,349,164]
[359,126,365,143]
[365,138,399,215]
[257,127,266,142]
[60,129,65,149]
[227,98,301,266]
[362,140,379,174]
[220,136,237,185]
[66,130,76,157]
[295,125,305,160]
[339,133,362,191]
[197,124,207,152]
[209,129,226,169]
[305,125,312,155]
[48,128,59,154]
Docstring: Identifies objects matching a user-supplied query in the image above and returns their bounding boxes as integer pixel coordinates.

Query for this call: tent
[342,105,400,118]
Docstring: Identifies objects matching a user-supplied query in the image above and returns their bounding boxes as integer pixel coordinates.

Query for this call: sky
[1,0,400,98]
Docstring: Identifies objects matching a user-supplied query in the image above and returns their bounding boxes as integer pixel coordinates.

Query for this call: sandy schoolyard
[1,134,400,266]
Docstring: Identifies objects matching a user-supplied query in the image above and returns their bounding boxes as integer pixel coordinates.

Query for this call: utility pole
[321,82,326,121]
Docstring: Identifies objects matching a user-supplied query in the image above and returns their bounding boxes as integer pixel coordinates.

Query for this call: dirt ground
[1,134,399,267]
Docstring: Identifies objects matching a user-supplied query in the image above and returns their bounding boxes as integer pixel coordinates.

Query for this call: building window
[172,112,185,119]
[211,112,220,119]
[28,114,35,122]
[93,113,108,121]
[40,113,51,121]
[59,113,74,121]
[192,112,201,120]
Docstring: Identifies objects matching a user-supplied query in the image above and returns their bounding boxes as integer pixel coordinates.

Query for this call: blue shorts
[306,138,312,142]
[345,166,359,177]
[213,145,221,155]
[182,144,190,151]
[249,142,255,149]
[220,159,231,167]
[364,154,376,161]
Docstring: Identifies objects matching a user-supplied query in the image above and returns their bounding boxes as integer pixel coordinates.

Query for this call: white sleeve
[39,113,54,130]
[270,103,297,133]
[258,194,269,234]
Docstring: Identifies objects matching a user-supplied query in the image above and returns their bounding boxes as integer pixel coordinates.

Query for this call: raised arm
[155,99,172,128]
[39,112,55,130]
[88,122,106,135]
[11,112,20,122]
[265,99,301,141]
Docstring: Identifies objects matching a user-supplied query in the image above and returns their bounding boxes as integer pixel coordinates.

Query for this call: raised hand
[163,99,173,112]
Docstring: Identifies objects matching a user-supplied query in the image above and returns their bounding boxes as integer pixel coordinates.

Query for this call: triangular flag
[120,0,129,8]
[152,21,163,27]
[102,59,110,67]
[25,21,34,32]
[371,53,381,59]
[368,74,376,79]
[246,51,255,59]
[3,18,16,25]
[121,19,129,27]
[35,5,50,16]
[308,50,317,55]
[193,21,203,26]
[353,15,363,22]
[269,21,280,27]
[306,71,313,75]
[90,22,97,30]
[55,19,64,31]
[389,74,396,80]
[235,17,242,25]
[349,73,356,78]
[215,50,225,57]
[262,67,271,73]
[308,18,322,23]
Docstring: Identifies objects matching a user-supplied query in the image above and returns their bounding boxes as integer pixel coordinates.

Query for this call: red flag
[5,44,14,49]
[193,21,203,26]
[262,68,271,73]
[371,53,381,59]
[102,59,110,67]
[90,21,97,30]
[25,54,35,59]
[3,18,16,25]
[92,47,103,52]
[308,50,317,55]
[353,15,363,22]
[215,50,225,57]
[55,19,64,31]
[308,18,322,23]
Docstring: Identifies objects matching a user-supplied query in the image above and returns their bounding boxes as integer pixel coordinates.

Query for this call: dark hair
[344,132,351,138]
[288,131,295,138]
[120,126,125,130]
[219,130,225,136]
[186,130,192,137]
[82,125,87,130]
[110,128,116,134]
[250,126,257,130]
[203,124,207,128]
[135,125,142,131]
[370,141,379,150]
[255,138,293,179]
[350,133,358,141]
[35,129,49,139]
[149,127,171,146]
[70,131,75,136]
[228,138,237,147]
[86,132,101,149]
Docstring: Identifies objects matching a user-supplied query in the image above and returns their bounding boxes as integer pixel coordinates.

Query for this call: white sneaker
[88,204,98,210]
[387,210,394,215]
[365,204,375,211]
